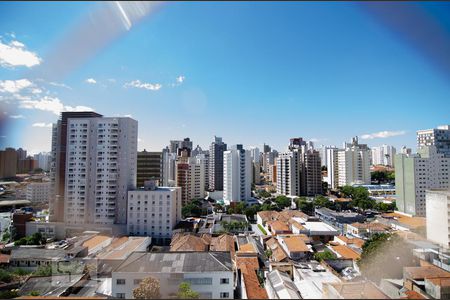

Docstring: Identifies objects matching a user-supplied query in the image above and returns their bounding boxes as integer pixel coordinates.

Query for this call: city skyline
[1,1,450,154]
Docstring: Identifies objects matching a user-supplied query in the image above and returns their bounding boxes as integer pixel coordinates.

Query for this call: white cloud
[32,122,52,128]
[360,130,406,140]
[124,80,162,91]
[85,78,97,84]
[20,96,64,115]
[124,114,133,118]
[10,114,25,119]
[64,105,94,112]
[176,75,185,83]
[47,81,72,90]
[0,79,33,93]
[138,138,142,143]
[0,39,41,68]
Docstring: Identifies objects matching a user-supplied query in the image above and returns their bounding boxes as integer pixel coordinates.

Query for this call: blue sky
[1,1,449,154]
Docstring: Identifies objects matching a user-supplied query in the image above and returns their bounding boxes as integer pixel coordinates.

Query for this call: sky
[1,1,450,155]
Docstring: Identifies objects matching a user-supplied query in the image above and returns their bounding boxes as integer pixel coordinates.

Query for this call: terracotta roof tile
[404,265,450,280]
[382,213,426,228]
[331,245,361,260]
[236,257,268,299]
[82,235,111,251]
[283,236,309,252]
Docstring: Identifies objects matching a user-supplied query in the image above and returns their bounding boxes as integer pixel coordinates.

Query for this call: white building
[223,144,252,203]
[176,152,206,205]
[336,137,370,187]
[426,189,450,249]
[265,269,301,299]
[417,125,450,157]
[112,252,234,299]
[395,146,450,217]
[161,148,177,187]
[33,152,51,171]
[64,117,137,225]
[324,147,339,190]
[371,144,396,167]
[127,181,181,243]
[276,151,300,196]
[26,182,51,203]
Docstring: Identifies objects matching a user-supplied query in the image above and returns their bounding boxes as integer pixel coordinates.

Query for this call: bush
[314,250,336,262]
[0,269,12,283]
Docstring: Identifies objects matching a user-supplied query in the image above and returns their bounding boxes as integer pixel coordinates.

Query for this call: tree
[295,197,314,215]
[340,185,355,198]
[235,202,246,214]
[314,250,336,262]
[0,269,12,283]
[182,201,202,218]
[313,195,334,209]
[274,195,291,209]
[33,265,53,277]
[133,276,161,299]
[244,206,258,222]
[258,190,271,198]
[2,230,10,242]
[177,282,199,299]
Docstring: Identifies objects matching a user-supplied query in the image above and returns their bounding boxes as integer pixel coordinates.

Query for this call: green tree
[133,276,161,299]
[177,282,199,299]
[295,197,314,214]
[340,185,355,198]
[244,206,258,222]
[33,265,53,277]
[314,250,336,262]
[2,230,10,242]
[0,269,12,283]
[235,202,246,214]
[258,190,271,198]
[0,290,19,299]
[182,201,202,218]
[313,195,334,209]
[29,291,40,296]
[274,195,291,209]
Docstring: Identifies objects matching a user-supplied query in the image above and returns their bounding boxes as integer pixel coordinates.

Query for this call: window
[116,293,125,299]
[220,278,229,284]
[220,292,229,298]
[116,279,126,285]
[184,278,212,285]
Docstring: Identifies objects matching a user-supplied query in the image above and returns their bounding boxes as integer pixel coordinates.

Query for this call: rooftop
[327,281,389,299]
[170,233,209,252]
[82,235,111,252]
[335,235,365,248]
[404,265,450,280]
[303,221,339,233]
[283,236,309,252]
[331,245,361,260]
[11,247,68,260]
[267,220,290,232]
[294,267,341,299]
[114,251,233,273]
[236,257,268,299]
[381,212,426,228]
[19,274,84,297]
[96,237,150,260]
[267,269,301,299]
[349,222,390,231]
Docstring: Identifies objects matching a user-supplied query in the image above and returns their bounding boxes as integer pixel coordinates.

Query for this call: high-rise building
[49,111,103,222]
[223,144,252,203]
[26,182,51,203]
[263,143,271,153]
[426,189,450,249]
[17,156,37,173]
[16,148,27,168]
[401,146,412,155]
[169,138,193,155]
[336,137,371,187]
[249,147,261,185]
[209,136,227,191]
[176,150,206,205]
[276,151,300,196]
[395,145,450,217]
[0,147,17,178]
[262,151,277,174]
[276,138,322,197]
[371,144,396,167]
[34,152,51,171]
[161,147,177,187]
[127,180,181,243]
[417,125,450,157]
[324,147,339,190]
[63,116,137,225]
[136,150,162,188]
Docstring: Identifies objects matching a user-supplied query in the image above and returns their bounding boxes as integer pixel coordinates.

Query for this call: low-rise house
[265,237,288,262]
[170,233,210,251]
[322,281,390,299]
[376,212,426,232]
[112,251,234,299]
[267,220,291,235]
[315,207,365,234]
[265,269,301,299]
[329,244,361,261]
[278,236,311,260]
[346,222,390,239]
[403,265,450,297]
[257,211,280,227]
[293,264,341,299]
[236,256,268,299]
[18,274,87,297]
[10,247,86,270]
[302,221,339,243]
[334,235,365,251]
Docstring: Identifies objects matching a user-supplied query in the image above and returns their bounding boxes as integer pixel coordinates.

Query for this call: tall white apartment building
[223,144,252,203]
[161,147,177,187]
[324,147,338,190]
[417,125,450,157]
[276,151,300,196]
[33,152,51,171]
[64,117,137,225]
[262,151,277,174]
[395,145,450,217]
[371,144,396,167]
[337,137,371,187]
[127,181,181,243]
[176,152,206,205]
[426,189,450,249]
[26,182,51,203]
